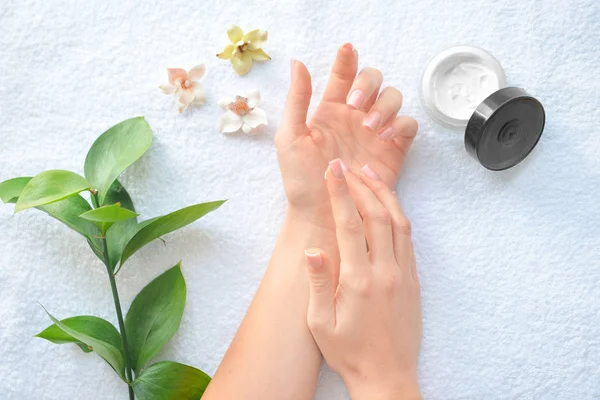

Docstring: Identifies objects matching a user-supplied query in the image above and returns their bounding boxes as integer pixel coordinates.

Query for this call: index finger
[326,159,369,274]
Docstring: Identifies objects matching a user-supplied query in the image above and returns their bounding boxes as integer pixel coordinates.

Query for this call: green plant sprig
[0,117,225,399]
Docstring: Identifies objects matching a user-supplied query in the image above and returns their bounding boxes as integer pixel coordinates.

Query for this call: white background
[1,0,599,399]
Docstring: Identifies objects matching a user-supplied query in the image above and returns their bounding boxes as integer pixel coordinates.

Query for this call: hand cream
[421,46,507,129]
[420,46,545,171]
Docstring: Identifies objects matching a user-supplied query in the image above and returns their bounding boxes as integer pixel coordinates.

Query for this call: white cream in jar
[421,46,507,129]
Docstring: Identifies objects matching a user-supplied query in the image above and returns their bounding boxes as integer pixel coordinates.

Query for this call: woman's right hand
[304,158,422,400]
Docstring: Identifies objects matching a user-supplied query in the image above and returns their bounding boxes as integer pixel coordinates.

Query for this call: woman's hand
[304,159,422,400]
[276,43,418,227]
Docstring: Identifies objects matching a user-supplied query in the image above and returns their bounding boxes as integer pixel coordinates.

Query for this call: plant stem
[94,193,135,400]
[103,238,135,400]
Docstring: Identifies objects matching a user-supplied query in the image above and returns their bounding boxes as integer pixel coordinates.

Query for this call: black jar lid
[465,87,545,171]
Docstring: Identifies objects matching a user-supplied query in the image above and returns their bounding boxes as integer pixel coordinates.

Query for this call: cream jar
[421,46,545,170]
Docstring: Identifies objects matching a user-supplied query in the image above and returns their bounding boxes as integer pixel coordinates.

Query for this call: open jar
[421,46,545,171]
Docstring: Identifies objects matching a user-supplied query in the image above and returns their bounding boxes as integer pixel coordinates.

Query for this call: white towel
[0,0,598,399]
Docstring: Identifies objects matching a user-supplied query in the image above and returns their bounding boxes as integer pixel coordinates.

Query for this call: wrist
[346,372,421,400]
[274,208,338,261]
[286,203,335,233]
[350,386,421,400]
[282,206,335,239]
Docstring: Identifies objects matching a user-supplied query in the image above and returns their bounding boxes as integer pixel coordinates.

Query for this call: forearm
[203,211,336,400]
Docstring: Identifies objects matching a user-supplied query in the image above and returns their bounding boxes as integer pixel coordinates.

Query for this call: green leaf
[125,264,186,375]
[80,203,139,234]
[119,201,226,268]
[106,217,157,272]
[80,203,139,223]
[38,327,92,353]
[104,180,136,213]
[79,203,140,222]
[40,308,125,380]
[0,177,32,203]
[101,179,139,269]
[14,170,91,212]
[132,361,211,400]
[41,196,102,238]
[84,117,152,205]
[35,316,123,356]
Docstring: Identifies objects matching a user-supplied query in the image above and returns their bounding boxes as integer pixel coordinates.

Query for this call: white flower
[159,64,206,113]
[219,89,268,134]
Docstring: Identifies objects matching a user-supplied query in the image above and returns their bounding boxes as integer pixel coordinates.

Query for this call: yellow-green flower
[217,25,271,76]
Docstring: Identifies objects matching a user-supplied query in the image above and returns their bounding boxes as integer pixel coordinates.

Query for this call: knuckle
[331,66,354,81]
[310,276,330,290]
[369,180,393,198]
[352,277,373,296]
[393,215,412,235]
[367,206,391,224]
[380,270,402,292]
[370,179,388,192]
[339,216,363,234]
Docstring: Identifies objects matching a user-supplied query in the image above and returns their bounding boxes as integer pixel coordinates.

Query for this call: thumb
[305,248,335,334]
[282,60,312,131]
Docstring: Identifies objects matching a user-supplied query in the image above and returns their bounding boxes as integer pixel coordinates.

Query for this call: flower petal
[192,85,206,105]
[219,111,244,133]
[178,90,195,106]
[159,83,176,94]
[246,89,261,108]
[244,29,268,49]
[177,101,189,114]
[188,64,205,81]
[227,25,244,43]
[243,107,268,128]
[230,53,252,76]
[167,68,187,85]
[242,123,253,134]
[218,97,234,110]
[249,48,271,61]
[217,44,234,60]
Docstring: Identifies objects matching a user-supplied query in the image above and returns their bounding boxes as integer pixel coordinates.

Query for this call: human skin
[305,159,421,400]
[202,43,419,399]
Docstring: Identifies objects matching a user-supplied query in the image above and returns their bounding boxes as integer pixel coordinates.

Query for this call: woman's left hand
[276,43,418,228]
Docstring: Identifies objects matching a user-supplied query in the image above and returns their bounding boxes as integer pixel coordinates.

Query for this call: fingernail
[361,164,381,181]
[305,249,322,269]
[392,191,397,196]
[328,159,345,179]
[347,90,365,109]
[340,159,349,173]
[379,126,393,141]
[342,42,354,52]
[363,111,381,131]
